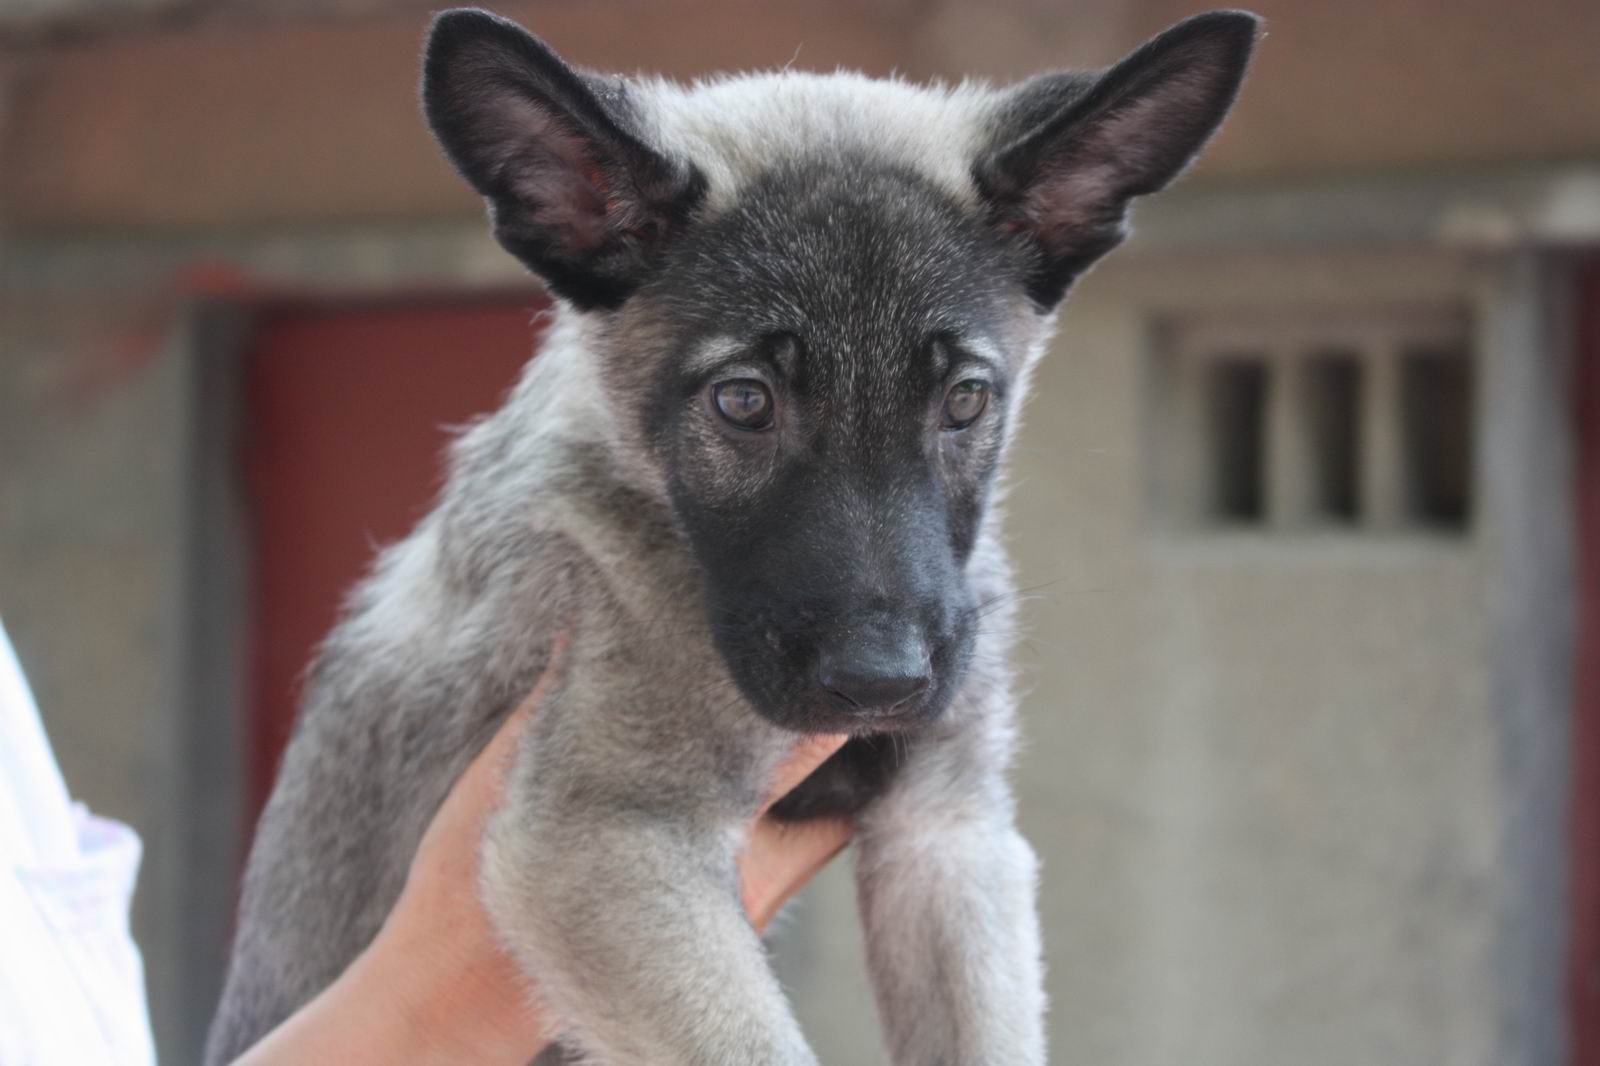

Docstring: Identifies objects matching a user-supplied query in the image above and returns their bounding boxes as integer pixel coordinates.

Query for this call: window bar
[1361,339,1405,530]
[1267,347,1311,530]
[1172,347,1212,529]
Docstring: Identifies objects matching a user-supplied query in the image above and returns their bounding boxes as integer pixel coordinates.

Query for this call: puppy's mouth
[788,701,931,736]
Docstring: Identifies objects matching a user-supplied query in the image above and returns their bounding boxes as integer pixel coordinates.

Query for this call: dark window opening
[1306,354,1363,523]
[1400,347,1473,529]
[1206,358,1268,523]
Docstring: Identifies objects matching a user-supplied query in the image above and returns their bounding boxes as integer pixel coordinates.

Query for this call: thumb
[758,732,849,818]
[454,634,571,814]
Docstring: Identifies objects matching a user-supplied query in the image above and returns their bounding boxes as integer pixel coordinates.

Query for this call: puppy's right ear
[978,10,1259,310]
[422,9,704,309]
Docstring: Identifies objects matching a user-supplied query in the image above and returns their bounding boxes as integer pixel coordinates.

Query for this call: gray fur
[207,9,1256,1064]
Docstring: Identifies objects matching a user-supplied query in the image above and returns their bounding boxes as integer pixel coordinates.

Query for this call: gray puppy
[206,9,1257,1064]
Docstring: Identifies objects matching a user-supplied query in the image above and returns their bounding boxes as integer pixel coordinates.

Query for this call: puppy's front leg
[856,740,1046,1066]
[483,805,815,1066]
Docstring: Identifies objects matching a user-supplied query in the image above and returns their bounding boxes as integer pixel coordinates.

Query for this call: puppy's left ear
[978,10,1261,309]
[422,9,704,310]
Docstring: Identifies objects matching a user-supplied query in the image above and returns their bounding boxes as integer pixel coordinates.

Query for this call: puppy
[206,9,1257,1064]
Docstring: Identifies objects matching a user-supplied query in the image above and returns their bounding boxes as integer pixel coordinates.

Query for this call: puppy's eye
[942,379,990,430]
[712,379,775,430]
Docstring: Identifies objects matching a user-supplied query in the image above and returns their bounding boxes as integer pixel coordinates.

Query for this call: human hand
[245,638,852,1066]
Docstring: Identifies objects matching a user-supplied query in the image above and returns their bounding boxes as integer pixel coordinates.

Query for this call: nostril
[821,680,863,711]
[819,663,932,716]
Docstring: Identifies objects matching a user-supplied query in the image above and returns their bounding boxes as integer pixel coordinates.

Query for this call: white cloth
[0,617,157,1065]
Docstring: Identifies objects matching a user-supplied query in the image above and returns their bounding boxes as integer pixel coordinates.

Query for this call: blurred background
[1,1,1598,1064]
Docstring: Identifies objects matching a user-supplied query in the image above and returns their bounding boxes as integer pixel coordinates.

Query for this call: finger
[484,633,572,766]
[758,732,849,817]
[763,816,853,867]
[789,817,851,885]
[742,816,854,933]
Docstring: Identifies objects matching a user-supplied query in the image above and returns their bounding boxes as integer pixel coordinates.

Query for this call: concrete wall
[0,289,249,1065]
[0,296,206,1062]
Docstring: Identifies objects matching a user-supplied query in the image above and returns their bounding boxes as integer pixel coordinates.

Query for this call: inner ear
[422,9,705,309]
[978,9,1260,308]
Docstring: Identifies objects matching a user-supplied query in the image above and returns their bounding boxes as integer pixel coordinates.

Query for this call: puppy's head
[423,8,1258,732]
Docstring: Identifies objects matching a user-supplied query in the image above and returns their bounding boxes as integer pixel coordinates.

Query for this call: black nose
[818,637,931,716]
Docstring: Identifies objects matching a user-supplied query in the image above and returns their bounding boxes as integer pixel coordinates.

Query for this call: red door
[1575,260,1600,1066]
[240,295,545,828]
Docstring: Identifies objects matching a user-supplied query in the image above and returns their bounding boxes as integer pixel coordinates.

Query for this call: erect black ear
[422,9,705,310]
[977,10,1260,309]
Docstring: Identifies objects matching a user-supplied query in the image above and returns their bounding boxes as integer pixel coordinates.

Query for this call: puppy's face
[635,163,1029,732]
[423,7,1258,732]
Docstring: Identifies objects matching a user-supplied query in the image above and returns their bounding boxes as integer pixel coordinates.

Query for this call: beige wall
[777,247,1503,1065]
